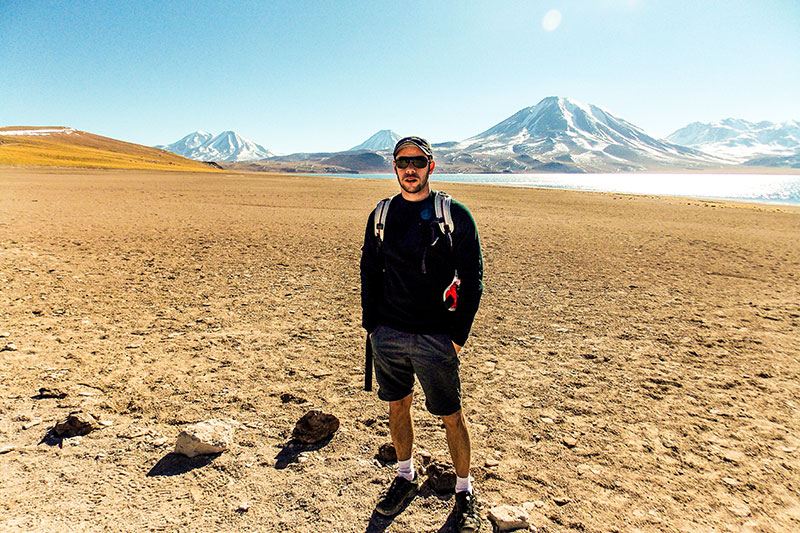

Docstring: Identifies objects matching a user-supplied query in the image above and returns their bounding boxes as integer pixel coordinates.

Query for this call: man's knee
[440,409,465,429]
[389,392,413,414]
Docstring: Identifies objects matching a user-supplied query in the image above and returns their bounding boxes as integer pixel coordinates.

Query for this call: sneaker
[375,475,419,516]
[454,490,481,532]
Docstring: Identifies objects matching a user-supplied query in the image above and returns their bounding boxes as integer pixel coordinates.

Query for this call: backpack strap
[373,195,395,243]
[433,190,455,247]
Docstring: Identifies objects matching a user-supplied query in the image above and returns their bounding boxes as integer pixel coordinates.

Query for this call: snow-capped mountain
[157,131,273,162]
[666,119,800,163]
[441,96,722,172]
[349,130,401,152]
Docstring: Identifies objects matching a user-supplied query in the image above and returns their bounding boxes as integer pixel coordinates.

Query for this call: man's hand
[452,341,462,355]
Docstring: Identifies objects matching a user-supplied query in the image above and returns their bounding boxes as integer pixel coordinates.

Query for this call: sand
[1,167,799,532]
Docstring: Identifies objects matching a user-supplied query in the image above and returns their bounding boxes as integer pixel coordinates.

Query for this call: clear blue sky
[2,0,798,154]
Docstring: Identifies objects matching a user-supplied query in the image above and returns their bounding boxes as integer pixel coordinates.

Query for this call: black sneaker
[454,490,481,532]
[375,475,419,516]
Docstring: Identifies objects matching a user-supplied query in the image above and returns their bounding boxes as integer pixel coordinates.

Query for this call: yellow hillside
[0,127,218,172]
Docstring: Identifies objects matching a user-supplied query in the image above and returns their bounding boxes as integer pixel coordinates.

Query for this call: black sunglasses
[395,156,430,169]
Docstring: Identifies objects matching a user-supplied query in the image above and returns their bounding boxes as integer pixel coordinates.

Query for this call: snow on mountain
[349,130,401,152]
[157,131,273,162]
[666,119,800,163]
[446,96,721,172]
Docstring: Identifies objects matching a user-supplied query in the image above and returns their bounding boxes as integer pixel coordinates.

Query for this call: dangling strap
[433,191,455,247]
[373,195,395,243]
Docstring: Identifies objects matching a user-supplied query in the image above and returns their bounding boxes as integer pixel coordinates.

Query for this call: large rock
[292,410,339,444]
[174,418,237,457]
[54,411,99,437]
[376,442,397,462]
[425,462,456,493]
[488,504,530,531]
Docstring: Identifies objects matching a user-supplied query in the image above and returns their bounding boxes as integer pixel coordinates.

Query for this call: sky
[1,0,799,154]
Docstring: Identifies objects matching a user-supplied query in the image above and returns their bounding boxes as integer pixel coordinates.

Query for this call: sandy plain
[1,167,799,532]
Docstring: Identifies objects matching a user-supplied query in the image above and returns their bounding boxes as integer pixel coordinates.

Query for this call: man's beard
[397,172,429,194]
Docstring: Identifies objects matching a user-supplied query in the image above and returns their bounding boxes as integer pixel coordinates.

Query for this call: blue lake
[310,172,800,206]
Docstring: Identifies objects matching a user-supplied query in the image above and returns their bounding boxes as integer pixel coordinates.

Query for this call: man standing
[360,136,484,532]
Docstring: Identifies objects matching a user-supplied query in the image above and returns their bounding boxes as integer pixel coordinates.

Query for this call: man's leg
[389,392,414,461]
[441,408,471,478]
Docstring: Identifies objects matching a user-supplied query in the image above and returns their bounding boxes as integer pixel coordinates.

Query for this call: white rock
[174,418,238,458]
[488,504,530,531]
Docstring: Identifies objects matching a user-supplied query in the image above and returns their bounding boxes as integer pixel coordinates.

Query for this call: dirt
[1,168,799,532]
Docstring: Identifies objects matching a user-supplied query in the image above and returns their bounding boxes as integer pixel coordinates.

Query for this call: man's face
[394,145,435,198]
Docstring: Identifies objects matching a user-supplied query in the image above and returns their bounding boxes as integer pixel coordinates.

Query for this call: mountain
[349,130,401,152]
[0,126,218,171]
[437,96,723,173]
[666,119,800,163]
[157,131,273,162]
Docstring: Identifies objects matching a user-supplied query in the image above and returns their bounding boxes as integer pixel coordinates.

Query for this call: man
[360,136,484,532]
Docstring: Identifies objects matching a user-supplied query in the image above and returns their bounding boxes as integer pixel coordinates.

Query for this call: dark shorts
[370,324,462,416]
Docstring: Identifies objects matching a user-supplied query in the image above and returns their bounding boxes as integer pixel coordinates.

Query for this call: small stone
[722,450,746,464]
[54,411,99,437]
[0,445,16,454]
[541,417,555,425]
[376,442,397,463]
[553,496,571,506]
[22,418,43,430]
[485,457,500,468]
[0,332,9,337]
[417,449,433,466]
[237,502,250,512]
[175,418,238,457]
[2,343,18,352]
[426,462,457,493]
[36,387,67,399]
[728,503,751,517]
[152,436,169,447]
[292,410,339,444]
[99,420,113,427]
[562,436,578,449]
[488,504,530,531]
[722,477,739,486]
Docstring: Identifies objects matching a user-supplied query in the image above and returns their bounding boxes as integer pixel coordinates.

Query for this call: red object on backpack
[443,274,460,311]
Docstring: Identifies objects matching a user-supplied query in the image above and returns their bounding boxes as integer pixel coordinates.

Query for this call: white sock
[397,457,415,481]
[455,475,473,493]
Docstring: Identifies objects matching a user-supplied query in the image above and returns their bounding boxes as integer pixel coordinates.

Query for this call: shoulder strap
[373,195,395,243]
[433,190,455,246]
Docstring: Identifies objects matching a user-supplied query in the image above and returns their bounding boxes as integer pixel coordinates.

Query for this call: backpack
[371,190,460,311]
[373,190,455,247]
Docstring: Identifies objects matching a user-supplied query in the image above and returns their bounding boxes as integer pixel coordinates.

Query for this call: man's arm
[360,212,383,334]
[449,203,483,347]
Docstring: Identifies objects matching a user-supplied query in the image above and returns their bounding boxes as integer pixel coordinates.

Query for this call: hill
[0,127,219,171]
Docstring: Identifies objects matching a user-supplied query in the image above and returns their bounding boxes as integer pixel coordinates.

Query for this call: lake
[312,172,800,206]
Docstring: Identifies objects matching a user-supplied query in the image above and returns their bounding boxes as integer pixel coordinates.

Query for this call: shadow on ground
[147,452,219,477]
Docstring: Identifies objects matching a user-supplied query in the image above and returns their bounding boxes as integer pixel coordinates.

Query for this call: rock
[562,436,578,448]
[174,418,238,457]
[728,503,751,517]
[488,504,530,531]
[2,343,18,352]
[418,449,433,466]
[36,387,67,399]
[541,417,555,425]
[553,496,571,506]
[292,410,339,444]
[54,411,99,437]
[426,462,456,493]
[280,392,307,404]
[22,418,43,430]
[237,502,250,512]
[0,445,16,454]
[376,442,397,462]
[485,457,500,467]
[0,332,10,337]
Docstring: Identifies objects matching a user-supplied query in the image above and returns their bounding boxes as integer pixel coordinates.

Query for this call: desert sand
[1,167,799,532]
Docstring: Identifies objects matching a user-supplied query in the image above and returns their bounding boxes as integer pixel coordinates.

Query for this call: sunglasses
[395,156,430,169]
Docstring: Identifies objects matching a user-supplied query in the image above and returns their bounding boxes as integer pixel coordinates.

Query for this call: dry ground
[1,168,799,532]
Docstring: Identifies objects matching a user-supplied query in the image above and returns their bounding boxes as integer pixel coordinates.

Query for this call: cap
[393,136,433,159]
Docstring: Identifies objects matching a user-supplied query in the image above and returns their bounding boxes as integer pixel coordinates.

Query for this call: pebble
[722,477,739,486]
[0,445,16,454]
[488,504,530,531]
[562,436,578,448]
[541,417,555,425]
[2,343,18,352]
[553,496,571,506]
[237,502,250,512]
[0,332,9,338]
[728,503,751,517]
[22,419,43,430]
[485,457,500,468]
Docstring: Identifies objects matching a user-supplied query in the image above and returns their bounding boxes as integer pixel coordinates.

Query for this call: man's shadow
[364,480,456,533]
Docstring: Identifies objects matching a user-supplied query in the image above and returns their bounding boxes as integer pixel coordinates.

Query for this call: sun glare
[542,9,563,32]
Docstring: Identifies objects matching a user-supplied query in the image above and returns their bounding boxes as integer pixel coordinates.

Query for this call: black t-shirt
[360,192,483,346]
